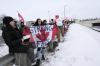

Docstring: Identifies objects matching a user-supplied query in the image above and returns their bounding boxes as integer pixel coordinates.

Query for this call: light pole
[48,10,50,21]
[64,5,67,19]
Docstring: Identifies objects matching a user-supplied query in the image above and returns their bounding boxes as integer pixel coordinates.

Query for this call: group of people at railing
[1,16,70,66]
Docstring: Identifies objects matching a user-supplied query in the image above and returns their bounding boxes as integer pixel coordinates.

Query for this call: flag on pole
[17,11,24,23]
[55,15,59,19]
[54,15,59,24]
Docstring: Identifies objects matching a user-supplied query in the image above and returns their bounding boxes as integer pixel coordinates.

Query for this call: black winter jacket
[2,26,29,53]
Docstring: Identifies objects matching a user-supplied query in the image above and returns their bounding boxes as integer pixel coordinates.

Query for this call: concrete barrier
[0,54,14,66]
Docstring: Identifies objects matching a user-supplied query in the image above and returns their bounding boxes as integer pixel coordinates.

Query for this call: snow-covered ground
[0,30,8,58]
[43,23,100,66]
[1,23,100,66]
[0,44,9,57]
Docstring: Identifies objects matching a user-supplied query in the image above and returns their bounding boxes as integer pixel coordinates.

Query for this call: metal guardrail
[0,54,14,66]
[92,28,100,32]
[90,26,100,32]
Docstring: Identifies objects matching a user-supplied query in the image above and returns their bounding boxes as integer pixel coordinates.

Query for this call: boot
[33,59,40,66]
[42,55,45,60]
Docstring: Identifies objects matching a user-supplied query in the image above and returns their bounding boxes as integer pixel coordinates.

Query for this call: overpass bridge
[76,19,100,27]
[75,19,100,31]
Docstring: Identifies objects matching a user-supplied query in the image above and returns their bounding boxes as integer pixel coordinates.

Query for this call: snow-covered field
[43,23,100,66]
[1,23,100,66]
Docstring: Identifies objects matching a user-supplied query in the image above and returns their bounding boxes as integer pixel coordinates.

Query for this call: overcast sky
[0,0,100,21]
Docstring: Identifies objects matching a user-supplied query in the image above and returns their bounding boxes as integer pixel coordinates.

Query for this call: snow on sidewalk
[43,23,100,66]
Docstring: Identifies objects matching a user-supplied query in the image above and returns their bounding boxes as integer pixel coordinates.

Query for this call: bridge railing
[0,54,14,66]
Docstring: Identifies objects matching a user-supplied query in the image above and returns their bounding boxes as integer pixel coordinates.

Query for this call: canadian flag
[30,25,60,47]
[36,27,49,42]
[17,12,24,22]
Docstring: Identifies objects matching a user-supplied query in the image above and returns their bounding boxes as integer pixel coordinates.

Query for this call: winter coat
[2,26,29,53]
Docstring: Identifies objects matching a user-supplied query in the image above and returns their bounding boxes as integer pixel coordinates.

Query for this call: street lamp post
[64,5,67,19]
[48,11,50,21]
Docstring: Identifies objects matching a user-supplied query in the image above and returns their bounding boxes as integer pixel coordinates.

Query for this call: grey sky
[0,0,100,21]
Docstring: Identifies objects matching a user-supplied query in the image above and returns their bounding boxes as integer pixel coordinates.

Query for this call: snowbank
[0,44,9,58]
[44,23,100,66]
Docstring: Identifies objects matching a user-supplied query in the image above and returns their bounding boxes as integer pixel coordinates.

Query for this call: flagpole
[17,11,24,23]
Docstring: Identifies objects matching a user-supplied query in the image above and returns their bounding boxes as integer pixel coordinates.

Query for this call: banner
[30,25,54,47]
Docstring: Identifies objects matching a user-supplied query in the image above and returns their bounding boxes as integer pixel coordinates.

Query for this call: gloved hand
[21,35,30,43]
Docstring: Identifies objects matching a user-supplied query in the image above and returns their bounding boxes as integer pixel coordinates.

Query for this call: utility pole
[64,5,66,19]
[48,10,50,21]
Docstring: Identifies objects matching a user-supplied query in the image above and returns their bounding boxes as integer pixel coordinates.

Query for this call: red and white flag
[17,12,24,22]
[30,25,54,46]
[55,15,59,19]
[30,24,61,46]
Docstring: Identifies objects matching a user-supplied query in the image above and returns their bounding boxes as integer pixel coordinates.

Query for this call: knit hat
[3,16,14,25]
